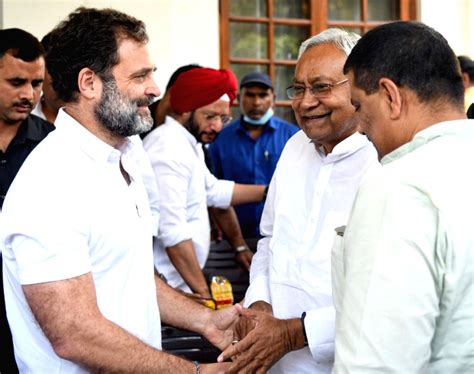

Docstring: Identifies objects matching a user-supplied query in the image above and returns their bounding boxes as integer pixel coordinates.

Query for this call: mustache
[134,95,156,107]
[13,99,34,108]
[247,109,264,115]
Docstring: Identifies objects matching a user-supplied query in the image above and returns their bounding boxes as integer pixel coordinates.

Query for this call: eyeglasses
[203,112,233,126]
[286,79,349,100]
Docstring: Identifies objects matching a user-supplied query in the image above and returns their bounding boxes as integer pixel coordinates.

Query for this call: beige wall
[419,0,474,58]
[1,0,220,94]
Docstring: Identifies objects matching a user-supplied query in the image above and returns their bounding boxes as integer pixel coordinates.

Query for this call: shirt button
[0,159,6,164]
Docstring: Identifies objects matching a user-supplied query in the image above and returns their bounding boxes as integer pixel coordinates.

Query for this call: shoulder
[219,119,241,136]
[272,116,298,128]
[27,114,55,137]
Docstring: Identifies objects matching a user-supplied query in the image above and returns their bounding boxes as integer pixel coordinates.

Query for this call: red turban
[170,67,238,114]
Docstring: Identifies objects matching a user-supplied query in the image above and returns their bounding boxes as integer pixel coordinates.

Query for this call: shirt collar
[312,132,371,163]
[56,108,132,165]
[381,119,473,165]
[237,115,277,133]
[165,115,199,147]
[15,115,50,143]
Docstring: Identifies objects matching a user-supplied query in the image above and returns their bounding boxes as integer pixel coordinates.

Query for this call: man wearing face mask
[143,67,266,299]
[209,73,298,239]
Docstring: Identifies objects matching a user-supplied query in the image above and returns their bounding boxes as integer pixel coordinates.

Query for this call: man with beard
[217,29,378,373]
[209,73,298,239]
[0,27,53,374]
[143,67,266,299]
[1,7,240,372]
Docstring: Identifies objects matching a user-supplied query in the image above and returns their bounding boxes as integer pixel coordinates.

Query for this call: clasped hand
[217,305,302,374]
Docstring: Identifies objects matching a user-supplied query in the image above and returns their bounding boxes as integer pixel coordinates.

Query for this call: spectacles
[286,79,349,100]
[203,112,233,126]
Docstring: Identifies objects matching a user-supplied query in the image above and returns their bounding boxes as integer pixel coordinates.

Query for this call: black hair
[46,7,148,103]
[165,64,201,91]
[458,55,474,81]
[344,21,464,107]
[0,28,44,61]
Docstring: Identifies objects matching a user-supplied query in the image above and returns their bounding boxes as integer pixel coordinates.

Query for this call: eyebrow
[130,66,157,78]
[293,75,334,84]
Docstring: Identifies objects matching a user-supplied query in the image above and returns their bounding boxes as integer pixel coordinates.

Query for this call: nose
[145,78,161,98]
[299,88,320,109]
[210,119,223,132]
[19,84,35,102]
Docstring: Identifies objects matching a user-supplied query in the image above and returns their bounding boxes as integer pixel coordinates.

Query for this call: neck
[0,119,23,153]
[243,122,266,140]
[407,103,467,138]
[65,104,127,150]
[41,101,59,124]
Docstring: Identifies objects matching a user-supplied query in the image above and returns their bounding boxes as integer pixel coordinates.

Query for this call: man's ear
[379,77,402,120]
[77,67,100,100]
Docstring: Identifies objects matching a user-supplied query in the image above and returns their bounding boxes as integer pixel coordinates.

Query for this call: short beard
[95,77,154,137]
[183,111,218,144]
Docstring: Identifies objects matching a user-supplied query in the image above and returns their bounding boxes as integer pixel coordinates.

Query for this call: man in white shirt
[1,8,239,373]
[333,21,474,373]
[218,29,378,373]
[143,67,266,299]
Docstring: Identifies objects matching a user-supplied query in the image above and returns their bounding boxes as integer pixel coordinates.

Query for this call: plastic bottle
[210,275,234,309]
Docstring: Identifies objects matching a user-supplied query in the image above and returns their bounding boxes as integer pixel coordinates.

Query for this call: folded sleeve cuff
[207,180,234,208]
[243,275,271,307]
[159,223,193,248]
[305,307,335,364]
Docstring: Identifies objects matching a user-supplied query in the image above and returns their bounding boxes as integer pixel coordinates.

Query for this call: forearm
[209,207,246,248]
[23,274,196,373]
[155,274,210,335]
[62,314,193,372]
[166,239,211,297]
[231,184,266,205]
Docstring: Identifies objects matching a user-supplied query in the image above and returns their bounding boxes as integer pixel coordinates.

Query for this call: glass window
[231,64,269,82]
[230,22,268,59]
[221,0,416,121]
[230,0,267,17]
[273,0,310,19]
[274,25,309,60]
[368,0,399,21]
[274,65,296,101]
[328,0,360,21]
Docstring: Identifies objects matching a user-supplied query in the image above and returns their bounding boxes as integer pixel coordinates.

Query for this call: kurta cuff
[243,275,271,307]
[305,306,335,364]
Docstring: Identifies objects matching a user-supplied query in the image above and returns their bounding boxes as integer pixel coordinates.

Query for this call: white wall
[2,0,220,95]
[419,0,474,58]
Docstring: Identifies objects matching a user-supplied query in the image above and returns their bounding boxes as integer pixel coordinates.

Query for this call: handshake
[202,301,306,373]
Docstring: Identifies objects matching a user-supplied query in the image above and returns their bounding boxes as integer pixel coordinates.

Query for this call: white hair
[298,28,361,58]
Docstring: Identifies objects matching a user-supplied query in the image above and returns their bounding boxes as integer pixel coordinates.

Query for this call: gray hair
[298,28,361,58]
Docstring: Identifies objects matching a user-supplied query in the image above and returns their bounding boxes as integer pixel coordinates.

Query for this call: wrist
[235,245,250,253]
[193,361,201,374]
[285,317,306,351]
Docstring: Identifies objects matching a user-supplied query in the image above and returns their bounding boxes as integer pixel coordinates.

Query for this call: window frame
[219,0,417,111]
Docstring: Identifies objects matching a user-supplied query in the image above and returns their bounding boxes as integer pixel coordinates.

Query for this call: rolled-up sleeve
[204,165,234,208]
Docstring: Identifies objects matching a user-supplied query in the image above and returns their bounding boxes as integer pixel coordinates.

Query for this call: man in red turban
[169,67,237,144]
[143,67,264,299]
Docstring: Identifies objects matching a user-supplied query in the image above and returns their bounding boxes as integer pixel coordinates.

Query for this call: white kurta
[333,120,474,373]
[143,116,234,291]
[245,130,378,373]
[1,109,161,373]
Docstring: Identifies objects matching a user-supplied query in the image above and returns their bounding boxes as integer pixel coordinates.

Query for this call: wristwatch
[235,245,250,253]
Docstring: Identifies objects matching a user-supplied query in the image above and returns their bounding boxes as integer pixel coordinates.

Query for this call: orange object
[210,275,234,309]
